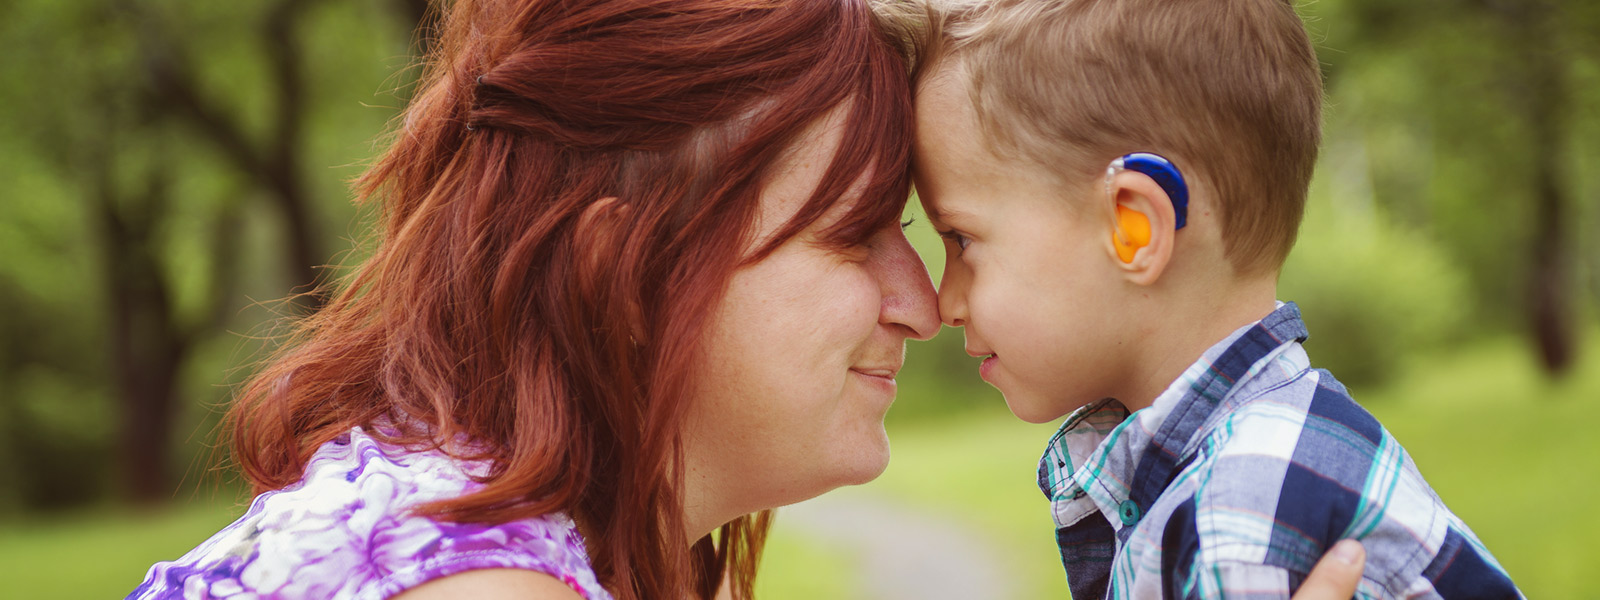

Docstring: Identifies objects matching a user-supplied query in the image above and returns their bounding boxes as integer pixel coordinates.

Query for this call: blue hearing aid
[1107,153,1189,230]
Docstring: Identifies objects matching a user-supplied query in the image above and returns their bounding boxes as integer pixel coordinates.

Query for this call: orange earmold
[1113,206,1151,263]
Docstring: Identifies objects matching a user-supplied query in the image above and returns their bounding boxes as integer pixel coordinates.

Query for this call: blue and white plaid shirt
[1038,302,1521,599]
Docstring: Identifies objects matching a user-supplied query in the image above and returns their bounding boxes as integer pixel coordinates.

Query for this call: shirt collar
[1037,302,1311,532]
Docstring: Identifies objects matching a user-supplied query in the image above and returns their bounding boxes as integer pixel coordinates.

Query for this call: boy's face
[912,68,1133,423]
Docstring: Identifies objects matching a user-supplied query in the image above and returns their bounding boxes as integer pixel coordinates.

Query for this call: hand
[1291,539,1366,600]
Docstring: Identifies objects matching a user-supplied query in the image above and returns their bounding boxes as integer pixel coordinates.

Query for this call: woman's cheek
[845,269,887,340]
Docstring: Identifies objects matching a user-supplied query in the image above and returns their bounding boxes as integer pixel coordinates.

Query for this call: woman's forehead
[751,106,859,236]
[767,103,853,193]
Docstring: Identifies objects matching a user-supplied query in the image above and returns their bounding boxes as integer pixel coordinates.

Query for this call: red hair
[226,0,913,598]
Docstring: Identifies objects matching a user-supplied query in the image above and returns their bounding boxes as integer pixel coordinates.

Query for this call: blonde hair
[885,0,1323,274]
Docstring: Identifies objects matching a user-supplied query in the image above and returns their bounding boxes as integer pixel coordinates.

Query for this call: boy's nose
[937,260,970,328]
[870,228,940,341]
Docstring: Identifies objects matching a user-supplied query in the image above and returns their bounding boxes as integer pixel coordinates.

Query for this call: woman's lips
[850,367,899,388]
[979,354,998,381]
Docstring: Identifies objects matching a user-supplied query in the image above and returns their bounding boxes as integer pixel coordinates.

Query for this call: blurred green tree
[1311,0,1600,376]
[0,0,426,507]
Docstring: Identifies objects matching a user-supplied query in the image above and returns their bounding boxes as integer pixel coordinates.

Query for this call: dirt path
[779,486,1021,600]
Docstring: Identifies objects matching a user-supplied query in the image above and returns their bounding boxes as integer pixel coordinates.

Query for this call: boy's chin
[999,388,1077,424]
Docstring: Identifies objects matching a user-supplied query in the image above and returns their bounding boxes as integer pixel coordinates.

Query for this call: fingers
[1292,539,1366,600]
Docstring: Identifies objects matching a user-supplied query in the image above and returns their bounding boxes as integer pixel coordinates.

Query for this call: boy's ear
[1104,170,1176,285]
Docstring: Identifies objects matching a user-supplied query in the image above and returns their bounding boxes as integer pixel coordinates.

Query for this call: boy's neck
[1116,275,1279,414]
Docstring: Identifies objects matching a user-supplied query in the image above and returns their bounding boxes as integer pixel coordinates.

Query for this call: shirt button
[1118,500,1142,525]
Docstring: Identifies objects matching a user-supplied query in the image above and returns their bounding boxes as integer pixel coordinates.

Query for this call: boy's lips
[978,353,998,381]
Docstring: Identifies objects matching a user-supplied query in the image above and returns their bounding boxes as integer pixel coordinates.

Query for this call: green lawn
[1353,337,1599,596]
[0,499,244,597]
[4,335,1593,598]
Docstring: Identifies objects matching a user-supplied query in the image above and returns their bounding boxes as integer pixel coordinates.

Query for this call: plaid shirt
[1038,302,1521,599]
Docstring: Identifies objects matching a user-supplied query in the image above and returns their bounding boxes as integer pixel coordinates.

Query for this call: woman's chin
[834,435,892,487]
[779,446,891,507]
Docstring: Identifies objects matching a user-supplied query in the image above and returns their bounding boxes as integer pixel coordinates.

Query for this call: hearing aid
[1106,153,1189,263]
[1113,206,1152,263]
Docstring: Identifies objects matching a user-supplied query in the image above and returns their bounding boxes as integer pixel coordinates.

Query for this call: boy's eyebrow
[927,205,976,224]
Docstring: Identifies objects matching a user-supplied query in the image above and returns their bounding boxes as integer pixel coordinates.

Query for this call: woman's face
[682,108,940,531]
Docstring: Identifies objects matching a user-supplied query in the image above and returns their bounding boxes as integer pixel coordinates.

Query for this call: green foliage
[0,0,417,509]
[1304,0,1600,330]
[4,366,116,510]
[1281,193,1474,387]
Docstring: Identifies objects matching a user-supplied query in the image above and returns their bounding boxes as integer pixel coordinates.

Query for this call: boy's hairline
[917,52,1104,198]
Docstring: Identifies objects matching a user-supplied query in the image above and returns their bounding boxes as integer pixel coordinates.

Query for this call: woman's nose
[870,228,941,341]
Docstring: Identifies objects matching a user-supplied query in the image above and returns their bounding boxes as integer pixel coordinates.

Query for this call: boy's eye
[936,229,972,253]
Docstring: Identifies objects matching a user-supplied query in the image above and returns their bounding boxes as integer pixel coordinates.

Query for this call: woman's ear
[1104,170,1177,286]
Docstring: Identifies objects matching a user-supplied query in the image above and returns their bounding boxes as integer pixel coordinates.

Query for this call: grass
[1354,336,1599,597]
[3,335,1593,598]
[0,500,244,597]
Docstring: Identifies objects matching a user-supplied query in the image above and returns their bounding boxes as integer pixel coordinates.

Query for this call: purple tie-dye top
[128,428,613,600]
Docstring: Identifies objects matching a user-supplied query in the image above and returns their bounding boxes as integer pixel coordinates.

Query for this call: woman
[130,0,1363,598]
[134,1,931,598]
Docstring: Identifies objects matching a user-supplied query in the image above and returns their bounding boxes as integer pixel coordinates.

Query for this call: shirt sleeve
[364,514,608,600]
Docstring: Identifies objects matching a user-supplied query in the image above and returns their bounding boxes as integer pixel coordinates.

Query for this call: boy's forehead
[911,67,987,189]
[913,62,1055,189]
[913,62,975,125]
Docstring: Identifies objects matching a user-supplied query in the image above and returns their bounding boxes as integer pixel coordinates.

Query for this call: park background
[1,0,1597,597]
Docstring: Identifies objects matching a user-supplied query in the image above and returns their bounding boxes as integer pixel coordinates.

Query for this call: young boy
[903,0,1521,597]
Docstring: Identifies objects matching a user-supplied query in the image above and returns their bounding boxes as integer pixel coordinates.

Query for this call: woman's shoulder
[127,428,612,600]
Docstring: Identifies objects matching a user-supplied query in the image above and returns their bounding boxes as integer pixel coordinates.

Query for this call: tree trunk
[112,315,186,503]
[1511,0,1576,375]
[94,172,191,504]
